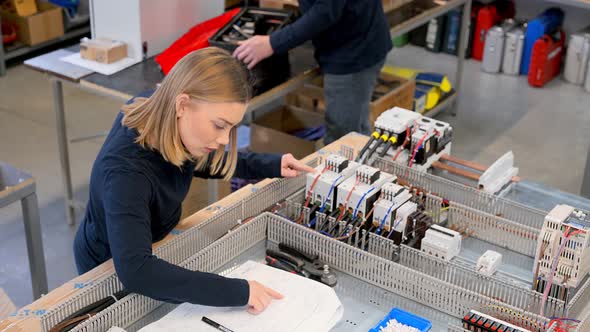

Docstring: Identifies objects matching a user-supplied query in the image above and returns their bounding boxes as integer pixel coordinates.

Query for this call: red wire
[566,228,584,238]
[336,177,359,222]
[297,167,327,224]
[408,131,430,168]
[392,127,411,161]
[303,167,327,208]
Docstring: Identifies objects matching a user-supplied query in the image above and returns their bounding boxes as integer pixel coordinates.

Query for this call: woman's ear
[175,94,191,118]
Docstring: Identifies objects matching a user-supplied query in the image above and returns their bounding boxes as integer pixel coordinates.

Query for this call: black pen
[202,316,235,332]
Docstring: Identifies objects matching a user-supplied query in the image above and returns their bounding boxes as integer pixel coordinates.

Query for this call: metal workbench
[386,0,472,118]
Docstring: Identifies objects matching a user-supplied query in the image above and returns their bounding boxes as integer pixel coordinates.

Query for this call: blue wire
[274,213,294,222]
[387,227,396,239]
[308,217,317,227]
[377,202,395,235]
[392,217,403,231]
[352,187,375,218]
[320,175,342,212]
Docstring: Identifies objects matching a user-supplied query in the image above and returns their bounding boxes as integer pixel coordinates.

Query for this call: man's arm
[233,0,347,68]
[270,0,348,54]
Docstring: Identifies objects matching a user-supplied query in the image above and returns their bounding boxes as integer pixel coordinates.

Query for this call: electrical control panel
[305,154,360,213]
[421,224,462,261]
[533,205,590,290]
[372,183,415,232]
[335,165,396,221]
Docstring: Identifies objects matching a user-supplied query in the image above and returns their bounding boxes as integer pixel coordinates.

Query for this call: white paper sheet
[139,261,343,332]
[60,53,140,76]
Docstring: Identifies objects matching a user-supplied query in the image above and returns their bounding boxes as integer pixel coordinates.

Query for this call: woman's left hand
[281,154,315,178]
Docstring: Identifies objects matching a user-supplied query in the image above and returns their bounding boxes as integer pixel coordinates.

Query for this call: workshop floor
[1,45,589,309]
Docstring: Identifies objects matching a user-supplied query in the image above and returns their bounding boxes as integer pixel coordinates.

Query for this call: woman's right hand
[247,280,284,315]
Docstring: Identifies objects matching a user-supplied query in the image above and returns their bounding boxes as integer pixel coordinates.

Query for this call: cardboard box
[382,0,414,13]
[10,0,38,16]
[181,178,232,220]
[0,2,63,46]
[285,83,325,113]
[259,0,299,9]
[286,72,415,127]
[225,0,242,8]
[250,106,324,159]
[80,38,128,64]
[369,72,415,124]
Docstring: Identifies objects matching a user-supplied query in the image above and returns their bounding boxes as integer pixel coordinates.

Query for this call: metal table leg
[0,15,6,76]
[1,163,49,300]
[52,78,76,225]
[207,179,219,205]
[452,0,472,116]
[21,192,49,299]
[582,146,590,198]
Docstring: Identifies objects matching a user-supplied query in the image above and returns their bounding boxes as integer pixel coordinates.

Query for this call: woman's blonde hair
[121,47,252,180]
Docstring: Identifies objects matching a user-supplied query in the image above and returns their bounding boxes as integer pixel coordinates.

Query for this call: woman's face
[176,94,246,158]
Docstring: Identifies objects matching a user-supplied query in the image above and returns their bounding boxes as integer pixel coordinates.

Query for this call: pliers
[265,243,337,287]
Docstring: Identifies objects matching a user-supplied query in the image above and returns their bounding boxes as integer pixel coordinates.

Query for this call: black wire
[328,214,350,235]
[336,216,361,237]
[378,140,394,158]
[362,134,388,164]
[356,131,379,162]
[319,209,342,232]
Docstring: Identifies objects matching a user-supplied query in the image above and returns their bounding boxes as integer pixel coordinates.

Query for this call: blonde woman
[74,47,313,314]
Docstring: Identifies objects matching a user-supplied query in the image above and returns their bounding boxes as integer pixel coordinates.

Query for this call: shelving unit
[386,0,472,116]
[0,15,90,76]
[423,90,457,117]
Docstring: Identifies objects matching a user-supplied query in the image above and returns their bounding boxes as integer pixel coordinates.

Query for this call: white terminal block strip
[476,250,502,276]
[533,204,590,288]
[305,154,360,211]
[372,107,453,171]
[335,165,396,220]
[421,225,462,261]
[372,183,416,232]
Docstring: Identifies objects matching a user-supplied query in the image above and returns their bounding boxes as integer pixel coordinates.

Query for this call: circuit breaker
[335,165,396,221]
[372,183,415,232]
[371,107,453,170]
[421,225,462,261]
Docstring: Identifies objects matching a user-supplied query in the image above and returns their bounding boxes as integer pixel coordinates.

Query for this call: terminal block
[533,205,590,293]
[463,310,531,332]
